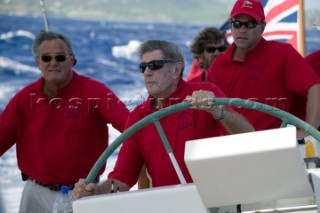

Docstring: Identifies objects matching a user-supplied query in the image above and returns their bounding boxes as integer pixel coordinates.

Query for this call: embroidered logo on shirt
[67,104,81,118]
[178,112,192,129]
[247,65,262,80]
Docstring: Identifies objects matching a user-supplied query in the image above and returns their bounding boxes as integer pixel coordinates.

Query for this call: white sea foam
[0,30,35,40]
[0,57,39,75]
[111,40,141,62]
[96,58,118,67]
[0,85,15,101]
[118,87,148,111]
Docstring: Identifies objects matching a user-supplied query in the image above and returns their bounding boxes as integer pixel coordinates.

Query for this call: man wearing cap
[207,0,320,137]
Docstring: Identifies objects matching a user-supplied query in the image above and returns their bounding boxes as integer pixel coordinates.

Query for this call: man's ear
[260,22,266,34]
[173,63,182,79]
[73,58,77,67]
[70,54,77,67]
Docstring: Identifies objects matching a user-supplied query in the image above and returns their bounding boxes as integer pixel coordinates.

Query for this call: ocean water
[1,14,320,213]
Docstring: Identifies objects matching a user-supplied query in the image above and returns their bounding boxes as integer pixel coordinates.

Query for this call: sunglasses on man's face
[39,54,67,63]
[139,60,177,73]
[230,20,262,29]
[205,45,227,53]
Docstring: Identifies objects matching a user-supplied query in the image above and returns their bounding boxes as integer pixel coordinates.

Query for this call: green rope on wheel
[85,98,320,183]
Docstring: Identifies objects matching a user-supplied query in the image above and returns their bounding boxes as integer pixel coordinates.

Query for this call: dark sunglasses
[230,20,263,29]
[40,55,67,63]
[205,46,227,53]
[139,60,177,73]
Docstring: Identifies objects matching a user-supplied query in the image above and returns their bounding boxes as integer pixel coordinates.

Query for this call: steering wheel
[85,98,320,184]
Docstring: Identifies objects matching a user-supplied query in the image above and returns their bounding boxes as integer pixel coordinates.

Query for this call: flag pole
[298,0,305,57]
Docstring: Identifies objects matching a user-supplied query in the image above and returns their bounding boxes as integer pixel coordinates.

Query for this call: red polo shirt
[0,71,129,184]
[207,38,320,131]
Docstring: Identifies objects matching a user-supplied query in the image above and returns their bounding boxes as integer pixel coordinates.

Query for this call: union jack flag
[220,0,304,55]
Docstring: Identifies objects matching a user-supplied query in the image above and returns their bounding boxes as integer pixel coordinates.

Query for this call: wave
[0,30,35,40]
[0,84,16,101]
[0,56,39,76]
[112,40,141,62]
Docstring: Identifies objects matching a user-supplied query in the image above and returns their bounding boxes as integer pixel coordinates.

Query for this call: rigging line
[39,0,50,31]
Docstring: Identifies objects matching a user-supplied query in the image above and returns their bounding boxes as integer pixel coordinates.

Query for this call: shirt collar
[222,37,266,62]
[32,70,78,95]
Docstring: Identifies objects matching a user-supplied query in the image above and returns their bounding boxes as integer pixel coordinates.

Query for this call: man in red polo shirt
[72,40,254,199]
[0,30,129,212]
[207,0,320,135]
